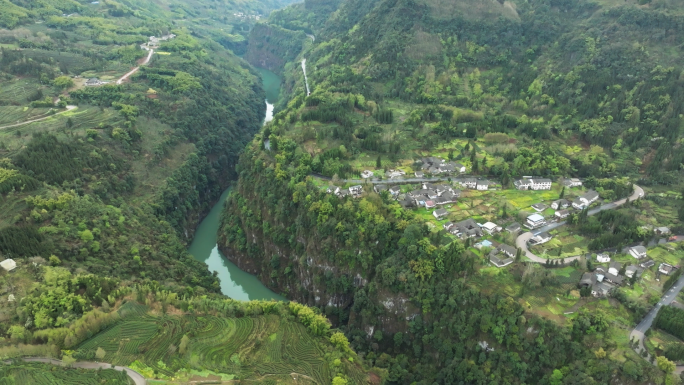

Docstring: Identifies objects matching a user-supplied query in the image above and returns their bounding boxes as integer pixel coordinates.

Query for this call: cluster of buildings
[458,178,492,191]
[406,183,461,209]
[331,185,363,198]
[580,250,677,297]
[514,178,552,191]
[233,12,262,20]
[524,190,600,230]
[418,157,467,175]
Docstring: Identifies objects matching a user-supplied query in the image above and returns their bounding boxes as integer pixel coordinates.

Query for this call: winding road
[516,185,644,263]
[3,357,146,384]
[117,48,154,85]
[630,275,684,374]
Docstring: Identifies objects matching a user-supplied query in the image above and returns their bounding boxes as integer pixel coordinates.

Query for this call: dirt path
[0,105,77,130]
[3,357,146,385]
[117,48,154,85]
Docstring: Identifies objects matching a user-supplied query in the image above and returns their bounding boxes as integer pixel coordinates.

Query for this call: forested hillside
[222,0,684,383]
[0,266,377,383]
[0,0,383,383]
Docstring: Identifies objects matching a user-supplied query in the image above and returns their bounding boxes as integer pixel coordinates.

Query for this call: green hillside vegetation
[0,1,381,384]
[221,0,684,383]
[0,361,130,385]
[0,265,377,384]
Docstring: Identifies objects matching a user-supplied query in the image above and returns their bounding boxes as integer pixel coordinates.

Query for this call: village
[323,155,681,303]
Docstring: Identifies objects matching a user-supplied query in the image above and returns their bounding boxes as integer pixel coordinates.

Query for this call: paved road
[117,48,154,85]
[630,275,684,373]
[516,185,644,264]
[3,357,146,384]
[0,105,77,130]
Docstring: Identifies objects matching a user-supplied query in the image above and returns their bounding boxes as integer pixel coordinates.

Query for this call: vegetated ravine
[188,67,283,301]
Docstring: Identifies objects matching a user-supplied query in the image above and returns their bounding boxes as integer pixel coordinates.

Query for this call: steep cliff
[244,23,308,74]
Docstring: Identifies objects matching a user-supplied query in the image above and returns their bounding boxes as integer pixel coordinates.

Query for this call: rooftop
[527,214,545,222]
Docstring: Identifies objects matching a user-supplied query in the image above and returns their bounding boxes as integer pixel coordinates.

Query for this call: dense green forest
[221,0,684,383]
[0,0,381,384]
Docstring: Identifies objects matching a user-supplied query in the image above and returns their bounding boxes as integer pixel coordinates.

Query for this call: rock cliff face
[244,23,307,74]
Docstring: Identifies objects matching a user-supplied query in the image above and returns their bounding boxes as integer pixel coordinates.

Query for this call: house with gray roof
[629,246,647,259]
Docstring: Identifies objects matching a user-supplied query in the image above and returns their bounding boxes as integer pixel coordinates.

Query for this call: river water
[188,67,284,301]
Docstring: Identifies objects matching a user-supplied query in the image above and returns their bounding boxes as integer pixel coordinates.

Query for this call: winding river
[188,67,284,301]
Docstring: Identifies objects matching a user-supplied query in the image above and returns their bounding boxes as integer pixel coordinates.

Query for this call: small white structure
[481,222,501,235]
[0,258,16,272]
[514,178,552,191]
[433,208,448,219]
[572,191,599,210]
[597,253,611,263]
[659,263,676,276]
[563,178,583,188]
[526,213,546,229]
[555,210,570,219]
[530,232,552,245]
[476,180,491,191]
[387,169,406,178]
[629,246,647,259]
[7,294,15,302]
[361,170,374,179]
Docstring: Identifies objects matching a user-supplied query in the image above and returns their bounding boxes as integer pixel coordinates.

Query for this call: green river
[188,67,284,301]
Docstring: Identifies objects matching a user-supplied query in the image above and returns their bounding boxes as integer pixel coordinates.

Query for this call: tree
[53,76,74,90]
[560,186,565,199]
[515,248,522,262]
[657,355,676,373]
[376,155,382,168]
[179,335,190,354]
[61,355,76,367]
[80,229,94,243]
[549,369,563,385]
[49,255,61,266]
[330,332,350,351]
[594,347,606,359]
[95,347,106,359]
[332,377,348,385]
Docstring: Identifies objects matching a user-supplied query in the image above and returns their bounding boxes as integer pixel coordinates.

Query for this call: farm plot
[74,309,358,383]
[0,361,130,384]
[0,106,123,154]
[0,106,54,126]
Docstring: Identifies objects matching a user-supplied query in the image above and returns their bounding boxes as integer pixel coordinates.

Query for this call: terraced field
[0,361,131,384]
[0,106,123,153]
[0,106,54,126]
[74,301,368,383]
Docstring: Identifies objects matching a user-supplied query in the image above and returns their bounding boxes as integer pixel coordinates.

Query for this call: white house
[454,163,467,173]
[425,200,436,209]
[563,178,583,188]
[530,232,552,245]
[0,258,16,272]
[551,199,570,210]
[433,209,448,219]
[608,261,621,276]
[387,169,406,178]
[476,180,491,191]
[481,222,501,235]
[659,263,676,276]
[555,210,570,219]
[349,185,363,196]
[361,170,374,179]
[514,178,552,190]
[597,253,611,263]
[460,178,477,189]
[629,246,647,259]
[572,191,599,210]
[526,213,546,229]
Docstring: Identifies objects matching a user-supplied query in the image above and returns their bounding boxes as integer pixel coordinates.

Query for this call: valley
[1,0,684,384]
